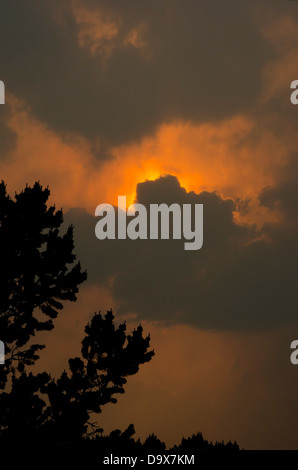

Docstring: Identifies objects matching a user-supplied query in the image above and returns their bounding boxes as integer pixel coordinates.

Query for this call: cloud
[74,5,119,60]
[1,95,290,226]
[63,173,298,331]
[0,106,17,160]
[0,0,272,149]
[250,4,298,135]
[1,0,297,333]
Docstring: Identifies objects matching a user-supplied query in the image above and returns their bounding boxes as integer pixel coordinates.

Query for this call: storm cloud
[65,173,298,331]
[0,0,274,151]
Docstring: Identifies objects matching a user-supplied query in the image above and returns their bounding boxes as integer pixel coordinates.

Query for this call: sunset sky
[1,0,298,449]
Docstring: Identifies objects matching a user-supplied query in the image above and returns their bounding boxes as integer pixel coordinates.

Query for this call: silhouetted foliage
[0,181,239,462]
[0,371,50,439]
[171,431,239,453]
[143,433,167,454]
[42,310,154,444]
[0,310,154,448]
[0,181,86,387]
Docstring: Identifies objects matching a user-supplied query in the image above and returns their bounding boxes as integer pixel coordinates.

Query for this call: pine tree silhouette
[0,181,239,464]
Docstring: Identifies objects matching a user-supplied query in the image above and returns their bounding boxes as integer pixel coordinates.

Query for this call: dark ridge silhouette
[0,181,240,464]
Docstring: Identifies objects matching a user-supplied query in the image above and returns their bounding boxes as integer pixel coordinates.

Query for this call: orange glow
[0,95,292,228]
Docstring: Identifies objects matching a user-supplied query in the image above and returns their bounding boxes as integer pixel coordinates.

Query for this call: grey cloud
[0,104,17,159]
[260,156,298,220]
[65,174,298,331]
[0,0,275,152]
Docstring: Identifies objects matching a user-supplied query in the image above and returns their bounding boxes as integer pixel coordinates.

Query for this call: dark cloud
[260,156,298,221]
[65,174,298,331]
[0,0,274,152]
[0,104,17,159]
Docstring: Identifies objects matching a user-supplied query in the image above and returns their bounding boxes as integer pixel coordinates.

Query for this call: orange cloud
[112,116,287,203]
[72,2,119,61]
[72,1,149,64]
[260,15,298,102]
[0,93,293,229]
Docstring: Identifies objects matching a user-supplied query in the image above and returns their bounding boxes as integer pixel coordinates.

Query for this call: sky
[1,0,298,449]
